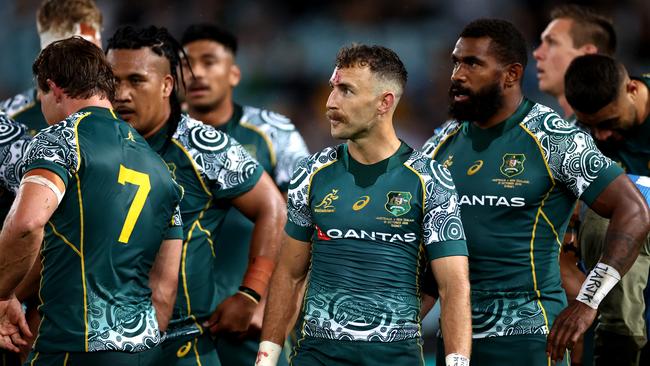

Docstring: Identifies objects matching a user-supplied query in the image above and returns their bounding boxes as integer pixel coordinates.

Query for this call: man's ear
[504,63,524,89]
[47,79,64,102]
[162,75,174,97]
[229,64,241,88]
[378,92,396,115]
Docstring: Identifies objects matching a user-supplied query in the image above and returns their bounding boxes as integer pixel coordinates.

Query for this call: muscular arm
[261,235,311,345]
[0,169,63,299]
[149,238,182,332]
[588,175,650,274]
[431,255,471,358]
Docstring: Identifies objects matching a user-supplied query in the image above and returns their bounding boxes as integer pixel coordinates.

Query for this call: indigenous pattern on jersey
[593,75,650,176]
[286,142,467,342]
[213,104,309,304]
[422,99,623,338]
[0,88,49,136]
[145,114,263,332]
[0,111,30,192]
[23,107,183,353]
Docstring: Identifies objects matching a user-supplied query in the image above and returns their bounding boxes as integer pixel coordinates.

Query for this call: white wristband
[446,353,470,366]
[21,175,65,204]
[255,341,282,366]
[576,262,621,310]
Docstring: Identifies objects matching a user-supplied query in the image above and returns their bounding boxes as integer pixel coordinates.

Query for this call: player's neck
[557,94,574,119]
[636,81,650,125]
[474,92,524,129]
[188,100,233,128]
[347,123,401,164]
[65,96,112,116]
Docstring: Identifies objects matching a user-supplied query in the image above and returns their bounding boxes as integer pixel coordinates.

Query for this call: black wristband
[238,285,261,302]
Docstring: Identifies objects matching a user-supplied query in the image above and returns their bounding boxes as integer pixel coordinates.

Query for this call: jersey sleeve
[422,159,468,260]
[284,156,315,242]
[0,113,31,192]
[421,120,461,157]
[206,135,263,200]
[274,129,309,192]
[23,120,80,187]
[536,115,623,206]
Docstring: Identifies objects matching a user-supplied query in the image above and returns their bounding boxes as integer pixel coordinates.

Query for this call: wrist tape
[576,262,621,310]
[446,353,470,366]
[256,341,282,366]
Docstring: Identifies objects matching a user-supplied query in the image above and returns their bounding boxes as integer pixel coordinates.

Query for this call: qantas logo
[322,228,417,243]
[459,195,525,207]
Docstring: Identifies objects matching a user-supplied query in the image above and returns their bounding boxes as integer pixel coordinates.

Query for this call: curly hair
[335,44,408,95]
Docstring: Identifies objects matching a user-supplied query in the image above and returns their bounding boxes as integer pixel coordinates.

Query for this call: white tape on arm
[21,175,65,204]
[576,262,621,310]
[446,353,470,366]
[255,341,282,366]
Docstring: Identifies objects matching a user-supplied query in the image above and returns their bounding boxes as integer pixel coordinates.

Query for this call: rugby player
[0,37,184,365]
[180,24,309,366]
[106,26,285,366]
[565,54,650,366]
[258,44,472,366]
[422,19,650,365]
[1,0,103,136]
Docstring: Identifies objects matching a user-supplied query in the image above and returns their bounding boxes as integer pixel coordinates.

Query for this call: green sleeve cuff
[24,160,69,187]
[580,164,624,206]
[213,164,263,200]
[426,240,468,261]
[285,221,313,242]
[165,225,184,240]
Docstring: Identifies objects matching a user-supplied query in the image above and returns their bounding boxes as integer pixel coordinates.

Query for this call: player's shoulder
[422,119,463,156]
[0,110,28,144]
[241,105,296,132]
[173,114,232,153]
[521,102,580,136]
[0,88,37,117]
[289,145,340,185]
[405,149,455,189]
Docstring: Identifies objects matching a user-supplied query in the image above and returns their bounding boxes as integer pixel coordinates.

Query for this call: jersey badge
[443,154,454,168]
[500,153,526,178]
[314,189,339,213]
[385,191,412,217]
[352,196,370,211]
[467,160,483,176]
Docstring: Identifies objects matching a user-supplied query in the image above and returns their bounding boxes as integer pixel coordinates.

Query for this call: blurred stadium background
[0,0,648,364]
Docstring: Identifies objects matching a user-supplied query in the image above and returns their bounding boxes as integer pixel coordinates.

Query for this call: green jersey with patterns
[0,111,31,222]
[286,142,468,342]
[23,107,184,353]
[0,88,49,136]
[145,114,263,330]
[421,99,623,338]
[213,104,309,304]
[593,74,650,176]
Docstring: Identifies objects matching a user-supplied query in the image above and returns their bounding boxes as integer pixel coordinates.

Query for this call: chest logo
[500,153,526,178]
[443,155,454,168]
[385,191,412,217]
[352,196,370,211]
[467,160,483,175]
[315,189,339,213]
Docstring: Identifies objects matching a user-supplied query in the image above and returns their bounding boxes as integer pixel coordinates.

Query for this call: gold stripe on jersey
[403,164,426,216]
[540,210,563,250]
[63,352,69,366]
[47,222,81,256]
[430,126,461,160]
[171,139,212,196]
[76,172,89,352]
[195,221,215,257]
[307,160,338,198]
[73,113,91,172]
[520,124,554,334]
[192,336,203,366]
[240,121,276,167]
[109,109,118,120]
[30,352,39,366]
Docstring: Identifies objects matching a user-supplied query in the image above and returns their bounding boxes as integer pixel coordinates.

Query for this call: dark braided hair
[106,25,190,146]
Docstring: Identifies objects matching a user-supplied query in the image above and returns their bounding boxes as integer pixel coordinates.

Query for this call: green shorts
[437,334,569,366]
[290,337,424,366]
[23,347,161,366]
[160,332,219,366]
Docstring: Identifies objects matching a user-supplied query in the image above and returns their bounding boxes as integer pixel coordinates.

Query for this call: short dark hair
[565,54,626,114]
[32,36,115,100]
[550,4,616,56]
[37,0,102,34]
[460,18,528,70]
[335,44,408,93]
[106,25,187,134]
[181,23,238,55]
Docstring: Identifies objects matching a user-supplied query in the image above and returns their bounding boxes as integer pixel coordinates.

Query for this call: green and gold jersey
[0,88,49,136]
[23,107,184,353]
[213,104,309,304]
[422,99,623,338]
[286,142,467,342]
[593,75,650,176]
[145,114,263,329]
[0,111,31,222]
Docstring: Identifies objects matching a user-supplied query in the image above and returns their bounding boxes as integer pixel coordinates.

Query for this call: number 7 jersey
[23,107,184,353]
